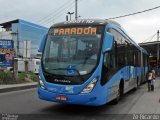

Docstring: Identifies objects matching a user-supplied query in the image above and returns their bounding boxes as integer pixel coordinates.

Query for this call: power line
[75,0,78,20]
[40,1,75,25]
[108,5,160,20]
[149,34,157,42]
[37,0,74,24]
[39,0,84,25]
[44,4,74,25]
[42,2,75,25]
[37,0,72,23]
[142,33,157,43]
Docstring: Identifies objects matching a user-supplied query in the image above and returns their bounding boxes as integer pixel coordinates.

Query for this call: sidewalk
[129,77,160,114]
[0,82,37,93]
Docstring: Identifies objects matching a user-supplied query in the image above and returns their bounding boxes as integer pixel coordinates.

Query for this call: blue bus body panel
[38,22,148,106]
[38,52,108,106]
[38,66,143,106]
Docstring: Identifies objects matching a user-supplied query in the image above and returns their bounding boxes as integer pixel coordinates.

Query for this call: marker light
[39,76,45,89]
[81,77,98,94]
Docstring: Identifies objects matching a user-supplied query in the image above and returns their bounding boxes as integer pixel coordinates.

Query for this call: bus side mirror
[38,34,47,52]
[102,32,113,53]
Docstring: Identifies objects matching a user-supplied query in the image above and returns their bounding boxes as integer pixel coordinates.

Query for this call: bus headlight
[81,77,98,94]
[39,76,45,89]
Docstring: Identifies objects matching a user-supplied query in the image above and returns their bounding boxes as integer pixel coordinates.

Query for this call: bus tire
[134,77,139,91]
[112,87,120,104]
[119,80,124,97]
[113,80,124,104]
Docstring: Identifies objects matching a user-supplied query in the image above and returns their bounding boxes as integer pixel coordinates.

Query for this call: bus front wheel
[113,80,124,104]
[133,77,139,91]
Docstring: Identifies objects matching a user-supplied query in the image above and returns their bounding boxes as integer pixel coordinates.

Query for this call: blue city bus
[38,19,148,106]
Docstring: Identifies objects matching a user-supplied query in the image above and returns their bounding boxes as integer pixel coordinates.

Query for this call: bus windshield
[42,26,103,76]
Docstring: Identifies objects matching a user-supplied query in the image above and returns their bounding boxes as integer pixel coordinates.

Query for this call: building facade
[0,19,48,58]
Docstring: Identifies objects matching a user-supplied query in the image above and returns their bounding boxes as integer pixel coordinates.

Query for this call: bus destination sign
[54,27,97,36]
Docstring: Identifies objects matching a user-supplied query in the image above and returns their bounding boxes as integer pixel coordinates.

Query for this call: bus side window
[101,41,117,86]
[104,52,110,69]
[101,52,110,85]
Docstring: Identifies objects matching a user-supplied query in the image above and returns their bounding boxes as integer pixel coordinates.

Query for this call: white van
[32,59,40,74]
[18,58,40,74]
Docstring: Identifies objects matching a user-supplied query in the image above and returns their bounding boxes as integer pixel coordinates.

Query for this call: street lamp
[67,12,74,21]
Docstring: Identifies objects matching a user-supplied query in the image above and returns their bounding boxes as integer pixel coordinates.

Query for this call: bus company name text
[54,27,97,36]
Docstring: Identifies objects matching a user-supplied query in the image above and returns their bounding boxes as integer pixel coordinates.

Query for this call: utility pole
[25,40,28,72]
[157,30,159,75]
[23,40,31,72]
[11,30,19,57]
[158,30,159,41]
[13,58,18,80]
[75,0,78,20]
[11,31,19,80]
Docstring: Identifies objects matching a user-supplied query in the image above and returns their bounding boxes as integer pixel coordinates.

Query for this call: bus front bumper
[38,85,106,106]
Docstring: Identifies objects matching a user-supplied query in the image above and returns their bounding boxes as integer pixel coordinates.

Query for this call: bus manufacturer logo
[54,79,71,83]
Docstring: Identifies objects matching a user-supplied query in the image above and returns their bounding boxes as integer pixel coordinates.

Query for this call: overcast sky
[0,0,160,43]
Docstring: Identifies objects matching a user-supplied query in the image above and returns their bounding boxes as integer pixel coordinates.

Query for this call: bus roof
[52,19,121,28]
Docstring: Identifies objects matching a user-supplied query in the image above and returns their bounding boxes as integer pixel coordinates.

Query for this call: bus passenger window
[101,51,116,85]
[101,52,110,85]
[103,52,110,69]
[101,37,117,85]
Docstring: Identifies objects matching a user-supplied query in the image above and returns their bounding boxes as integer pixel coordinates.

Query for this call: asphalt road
[0,85,147,120]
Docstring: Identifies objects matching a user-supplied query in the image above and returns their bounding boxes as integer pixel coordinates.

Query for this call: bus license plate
[56,96,67,101]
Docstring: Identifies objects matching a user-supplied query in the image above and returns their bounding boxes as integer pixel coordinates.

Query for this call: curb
[0,83,37,93]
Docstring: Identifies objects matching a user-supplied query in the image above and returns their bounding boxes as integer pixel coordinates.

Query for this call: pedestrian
[151,69,156,91]
[147,70,153,92]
